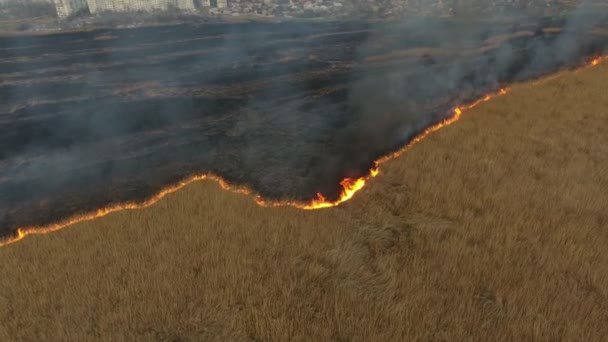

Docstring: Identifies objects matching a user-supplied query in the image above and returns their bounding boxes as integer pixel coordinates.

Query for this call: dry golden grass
[1,63,608,341]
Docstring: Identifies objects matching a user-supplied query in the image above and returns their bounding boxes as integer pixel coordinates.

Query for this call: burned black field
[1,17,607,238]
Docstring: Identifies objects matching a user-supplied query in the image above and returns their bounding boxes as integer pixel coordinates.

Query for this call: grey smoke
[0,2,607,236]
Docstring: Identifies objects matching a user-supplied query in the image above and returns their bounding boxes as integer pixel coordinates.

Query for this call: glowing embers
[589,55,608,66]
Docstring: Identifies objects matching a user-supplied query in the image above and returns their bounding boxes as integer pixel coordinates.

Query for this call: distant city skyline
[52,0,203,17]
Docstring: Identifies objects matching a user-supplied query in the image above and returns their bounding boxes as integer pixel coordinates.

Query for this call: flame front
[303,177,368,209]
[1,56,605,248]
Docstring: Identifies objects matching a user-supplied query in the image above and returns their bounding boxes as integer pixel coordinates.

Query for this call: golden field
[1,62,608,341]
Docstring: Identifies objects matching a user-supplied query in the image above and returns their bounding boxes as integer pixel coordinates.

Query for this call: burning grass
[0,84,515,248]
[2,20,607,237]
[5,52,603,248]
[1,59,607,341]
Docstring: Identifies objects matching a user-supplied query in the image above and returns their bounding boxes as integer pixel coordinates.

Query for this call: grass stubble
[1,63,607,341]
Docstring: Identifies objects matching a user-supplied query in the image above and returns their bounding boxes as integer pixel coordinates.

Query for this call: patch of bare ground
[1,63,608,341]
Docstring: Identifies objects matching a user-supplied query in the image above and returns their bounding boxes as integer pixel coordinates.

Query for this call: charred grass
[1,63,608,341]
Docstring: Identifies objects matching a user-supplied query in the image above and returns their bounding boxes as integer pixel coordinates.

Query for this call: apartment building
[83,0,196,15]
[53,0,267,18]
[53,0,89,17]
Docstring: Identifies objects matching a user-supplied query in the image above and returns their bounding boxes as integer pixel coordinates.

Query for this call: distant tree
[198,6,210,16]
[167,3,180,13]
[66,6,91,21]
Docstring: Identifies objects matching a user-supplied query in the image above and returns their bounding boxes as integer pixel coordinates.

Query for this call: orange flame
[590,56,604,66]
[0,56,605,248]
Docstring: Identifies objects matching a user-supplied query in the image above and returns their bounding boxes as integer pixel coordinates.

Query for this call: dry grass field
[1,62,608,341]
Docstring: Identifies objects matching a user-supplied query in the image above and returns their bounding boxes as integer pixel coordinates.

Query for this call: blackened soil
[1,18,607,238]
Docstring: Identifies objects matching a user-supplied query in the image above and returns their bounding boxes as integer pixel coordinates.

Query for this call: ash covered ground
[1,13,607,237]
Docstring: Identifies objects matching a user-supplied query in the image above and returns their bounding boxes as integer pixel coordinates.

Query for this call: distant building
[178,0,199,11]
[86,0,196,14]
[53,0,89,18]
[172,0,196,10]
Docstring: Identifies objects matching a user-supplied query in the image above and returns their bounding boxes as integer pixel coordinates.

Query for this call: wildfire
[591,56,604,66]
[0,57,605,248]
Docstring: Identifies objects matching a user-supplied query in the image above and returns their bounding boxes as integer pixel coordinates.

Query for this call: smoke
[0,2,607,237]
[336,0,608,173]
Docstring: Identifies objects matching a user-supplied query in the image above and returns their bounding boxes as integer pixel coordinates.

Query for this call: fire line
[0,56,605,248]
